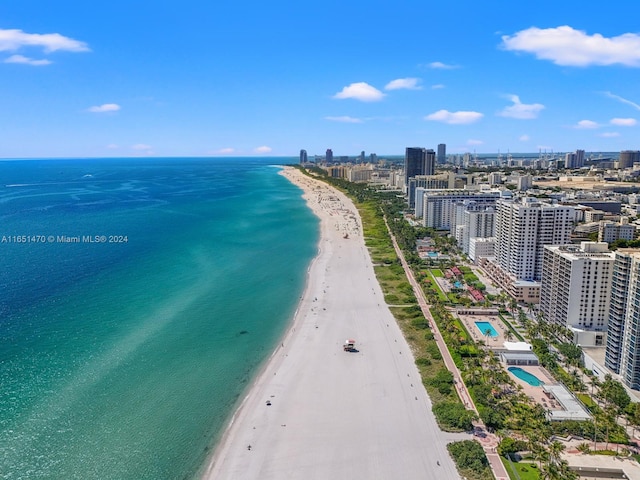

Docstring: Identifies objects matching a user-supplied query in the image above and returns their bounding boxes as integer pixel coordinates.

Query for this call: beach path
[202,167,466,480]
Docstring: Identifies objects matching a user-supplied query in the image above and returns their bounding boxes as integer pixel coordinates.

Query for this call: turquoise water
[508,367,544,387]
[0,158,317,479]
[428,252,438,258]
[475,321,498,337]
[453,281,462,288]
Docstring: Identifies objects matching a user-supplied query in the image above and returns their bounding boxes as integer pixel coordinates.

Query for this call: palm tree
[547,440,565,465]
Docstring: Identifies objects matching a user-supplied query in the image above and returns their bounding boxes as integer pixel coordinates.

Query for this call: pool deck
[455,310,579,417]
[456,312,507,348]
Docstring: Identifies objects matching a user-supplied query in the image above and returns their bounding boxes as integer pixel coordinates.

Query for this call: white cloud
[604,92,640,111]
[88,103,121,113]
[428,61,459,69]
[574,119,599,129]
[254,146,272,154]
[0,28,89,53]
[467,139,484,145]
[132,143,152,151]
[384,77,422,90]
[216,147,235,154]
[4,54,51,66]
[610,117,637,126]
[425,109,484,125]
[324,116,363,123]
[599,132,621,137]
[519,134,530,141]
[431,84,445,90]
[498,94,545,119]
[333,82,385,102]
[501,26,640,67]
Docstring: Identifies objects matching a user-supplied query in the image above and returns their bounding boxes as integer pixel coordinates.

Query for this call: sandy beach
[202,167,465,480]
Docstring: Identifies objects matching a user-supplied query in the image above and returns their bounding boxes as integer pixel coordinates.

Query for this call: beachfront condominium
[404,147,435,186]
[451,201,496,255]
[604,250,640,390]
[539,242,614,346]
[421,190,501,230]
[495,198,575,282]
[437,143,446,164]
[299,149,308,164]
[604,249,640,376]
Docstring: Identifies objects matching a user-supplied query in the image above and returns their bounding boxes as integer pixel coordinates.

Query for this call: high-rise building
[299,149,307,164]
[326,149,333,163]
[604,249,640,389]
[605,249,639,375]
[404,147,426,186]
[421,190,501,230]
[425,149,436,176]
[452,201,496,255]
[359,151,365,163]
[540,242,614,337]
[437,144,446,164]
[565,149,585,169]
[495,198,575,282]
[619,150,640,169]
[565,152,577,169]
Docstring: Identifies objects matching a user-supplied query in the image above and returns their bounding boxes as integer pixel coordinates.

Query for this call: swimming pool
[454,281,462,288]
[475,321,498,337]
[508,367,544,387]
[428,252,438,258]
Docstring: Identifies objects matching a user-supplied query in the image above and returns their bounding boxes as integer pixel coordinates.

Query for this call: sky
[1,1,640,158]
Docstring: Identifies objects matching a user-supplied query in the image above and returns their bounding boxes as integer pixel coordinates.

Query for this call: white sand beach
[202,167,465,480]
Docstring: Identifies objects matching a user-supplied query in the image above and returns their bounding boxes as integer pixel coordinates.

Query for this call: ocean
[0,157,318,479]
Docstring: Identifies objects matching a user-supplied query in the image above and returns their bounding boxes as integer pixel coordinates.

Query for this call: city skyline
[1,1,640,158]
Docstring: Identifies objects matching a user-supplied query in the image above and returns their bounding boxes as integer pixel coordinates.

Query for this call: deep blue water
[0,157,318,479]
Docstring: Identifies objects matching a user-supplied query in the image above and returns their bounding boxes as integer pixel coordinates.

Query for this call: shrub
[433,403,476,431]
[448,440,489,474]
[426,342,442,360]
[416,357,432,366]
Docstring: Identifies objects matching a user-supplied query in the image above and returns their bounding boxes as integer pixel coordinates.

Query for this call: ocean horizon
[0,157,318,479]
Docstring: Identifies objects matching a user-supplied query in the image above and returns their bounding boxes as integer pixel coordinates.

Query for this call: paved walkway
[385,219,509,480]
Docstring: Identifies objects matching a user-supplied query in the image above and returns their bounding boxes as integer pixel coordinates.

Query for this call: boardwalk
[385,218,509,480]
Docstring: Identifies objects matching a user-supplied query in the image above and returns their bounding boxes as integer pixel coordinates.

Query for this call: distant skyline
[1,1,640,158]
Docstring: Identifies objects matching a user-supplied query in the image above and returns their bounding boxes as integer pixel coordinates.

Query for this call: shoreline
[202,166,465,479]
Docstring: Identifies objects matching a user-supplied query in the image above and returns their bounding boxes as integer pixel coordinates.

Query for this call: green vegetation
[297,166,636,475]
[448,440,493,480]
[298,167,470,429]
[432,402,476,431]
[503,458,539,480]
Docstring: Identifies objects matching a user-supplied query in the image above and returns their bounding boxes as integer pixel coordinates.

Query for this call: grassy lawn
[502,457,539,480]
[431,268,444,277]
[577,393,597,410]
[428,271,449,302]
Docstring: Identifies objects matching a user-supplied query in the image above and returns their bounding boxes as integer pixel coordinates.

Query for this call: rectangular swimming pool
[475,321,498,337]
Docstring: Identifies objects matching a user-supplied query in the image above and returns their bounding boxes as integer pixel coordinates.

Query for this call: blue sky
[1,1,640,158]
